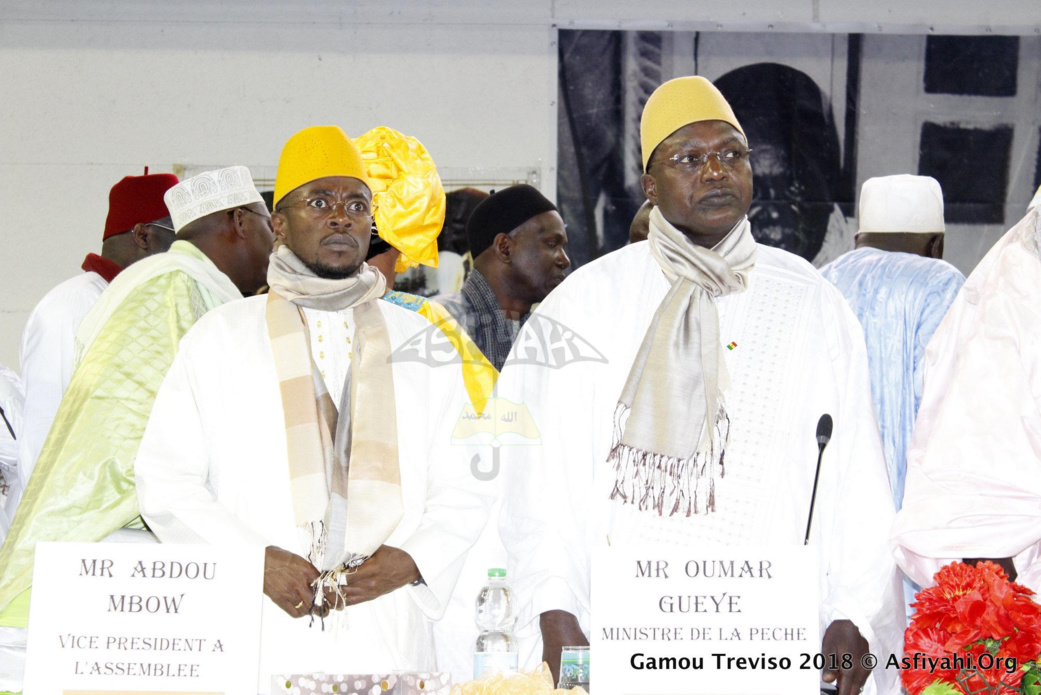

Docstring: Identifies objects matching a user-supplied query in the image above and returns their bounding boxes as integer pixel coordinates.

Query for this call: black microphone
[816,414,833,447]
[804,414,833,545]
[0,405,14,440]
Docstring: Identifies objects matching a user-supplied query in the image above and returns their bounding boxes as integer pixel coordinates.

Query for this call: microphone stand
[0,405,14,440]
[804,414,832,545]
[807,414,835,693]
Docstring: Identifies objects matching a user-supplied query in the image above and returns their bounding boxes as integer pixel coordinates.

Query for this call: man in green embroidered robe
[0,166,273,694]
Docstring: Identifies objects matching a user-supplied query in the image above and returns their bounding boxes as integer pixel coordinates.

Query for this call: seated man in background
[135,126,492,690]
[436,184,570,371]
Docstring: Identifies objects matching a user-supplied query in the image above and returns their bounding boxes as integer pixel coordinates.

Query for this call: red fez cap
[103,171,180,240]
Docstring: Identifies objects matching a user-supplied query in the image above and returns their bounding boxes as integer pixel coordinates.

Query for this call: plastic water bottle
[473,568,519,679]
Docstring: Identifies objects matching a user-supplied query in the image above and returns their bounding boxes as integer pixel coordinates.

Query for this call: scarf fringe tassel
[307,520,327,568]
[608,402,730,517]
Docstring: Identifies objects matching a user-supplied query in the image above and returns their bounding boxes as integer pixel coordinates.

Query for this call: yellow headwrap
[273,125,369,209]
[353,126,445,272]
[640,76,746,171]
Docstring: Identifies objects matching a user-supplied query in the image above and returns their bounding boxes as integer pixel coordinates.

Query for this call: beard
[305,258,362,280]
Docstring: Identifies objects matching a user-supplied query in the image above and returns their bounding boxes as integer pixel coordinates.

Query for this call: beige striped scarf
[266,245,402,572]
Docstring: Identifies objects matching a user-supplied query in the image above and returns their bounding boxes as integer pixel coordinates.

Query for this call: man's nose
[558,249,572,269]
[700,154,727,180]
[327,203,353,226]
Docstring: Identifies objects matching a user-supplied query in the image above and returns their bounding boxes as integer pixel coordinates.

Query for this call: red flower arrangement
[903,561,1041,694]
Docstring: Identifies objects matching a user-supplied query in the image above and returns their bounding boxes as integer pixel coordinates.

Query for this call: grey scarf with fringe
[609,207,757,516]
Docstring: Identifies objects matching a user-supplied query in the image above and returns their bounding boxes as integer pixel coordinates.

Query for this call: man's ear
[131,223,150,250]
[492,233,512,263]
[231,208,250,240]
[641,173,658,207]
[271,211,288,242]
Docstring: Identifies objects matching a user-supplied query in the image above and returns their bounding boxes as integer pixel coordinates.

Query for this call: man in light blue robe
[821,175,964,513]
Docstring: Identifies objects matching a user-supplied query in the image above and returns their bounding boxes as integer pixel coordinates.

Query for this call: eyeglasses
[651,147,753,174]
[238,205,273,231]
[277,194,371,218]
[239,205,272,222]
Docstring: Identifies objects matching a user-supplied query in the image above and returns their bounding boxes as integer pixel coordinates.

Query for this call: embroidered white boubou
[608,207,757,516]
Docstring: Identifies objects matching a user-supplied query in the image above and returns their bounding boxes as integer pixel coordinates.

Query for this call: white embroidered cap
[858,175,945,234]
[1029,184,1041,214]
[164,165,264,232]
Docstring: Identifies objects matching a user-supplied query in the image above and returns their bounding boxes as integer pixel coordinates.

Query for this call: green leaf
[921,681,961,695]
[1023,668,1041,695]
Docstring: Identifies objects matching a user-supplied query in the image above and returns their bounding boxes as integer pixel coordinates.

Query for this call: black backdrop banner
[557,30,1041,271]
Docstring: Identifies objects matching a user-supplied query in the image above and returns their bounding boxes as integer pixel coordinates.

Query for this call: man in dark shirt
[435,184,570,371]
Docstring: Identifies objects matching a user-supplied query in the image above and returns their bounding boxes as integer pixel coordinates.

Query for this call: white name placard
[592,544,820,694]
[25,542,264,695]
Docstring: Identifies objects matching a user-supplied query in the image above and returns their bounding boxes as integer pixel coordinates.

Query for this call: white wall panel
[0,0,553,27]
[0,17,556,368]
[552,0,815,27]
[818,0,1041,34]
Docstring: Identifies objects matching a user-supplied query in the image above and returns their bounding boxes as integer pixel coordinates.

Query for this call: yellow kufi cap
[353,126,445,272]
[640,76,745,171]
[273,125,369,208]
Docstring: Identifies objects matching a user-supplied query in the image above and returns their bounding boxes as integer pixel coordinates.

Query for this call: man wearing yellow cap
[498,77,903,694]
[134,126,492,689]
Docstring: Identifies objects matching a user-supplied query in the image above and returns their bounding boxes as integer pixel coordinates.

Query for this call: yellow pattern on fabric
[414,298,498,415]
[0,273,211,612]
[380,291,495,412]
